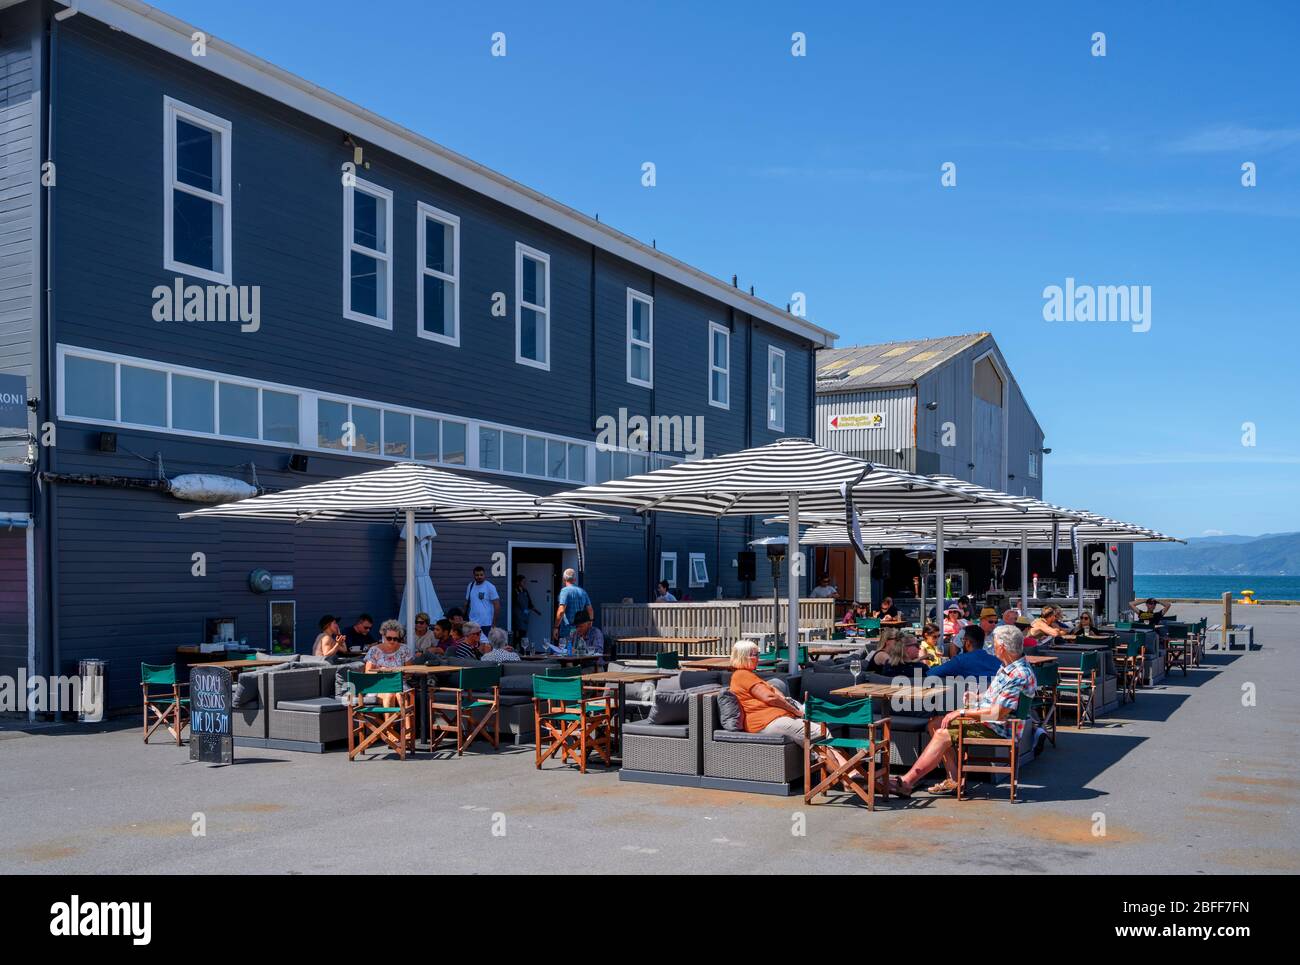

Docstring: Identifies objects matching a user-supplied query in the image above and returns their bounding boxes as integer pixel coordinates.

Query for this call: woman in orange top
[728,641,828,746]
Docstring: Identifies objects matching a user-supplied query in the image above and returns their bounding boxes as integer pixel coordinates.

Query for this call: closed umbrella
[398,522,443,628]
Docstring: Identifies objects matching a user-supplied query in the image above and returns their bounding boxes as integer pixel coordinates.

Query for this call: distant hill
[1134,532,1300,575]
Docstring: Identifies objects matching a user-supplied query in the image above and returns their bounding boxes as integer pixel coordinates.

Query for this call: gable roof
[816,332,989,392]
[60,0,837,347]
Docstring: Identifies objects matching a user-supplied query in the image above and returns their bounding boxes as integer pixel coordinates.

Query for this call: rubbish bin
[78,659,107,723]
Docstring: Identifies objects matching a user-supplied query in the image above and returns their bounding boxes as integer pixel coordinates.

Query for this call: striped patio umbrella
[543,437,1024,673]
[180,462,614,644]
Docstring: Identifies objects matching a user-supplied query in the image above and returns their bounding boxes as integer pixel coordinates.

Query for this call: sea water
[1134,574,1300,601]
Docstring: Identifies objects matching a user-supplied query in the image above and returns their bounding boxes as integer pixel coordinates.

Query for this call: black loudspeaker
[287,453,310,473]
[97,431,117,453]
[736,550,757,582]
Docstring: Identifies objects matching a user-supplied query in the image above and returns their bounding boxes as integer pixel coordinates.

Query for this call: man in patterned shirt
[889,624,1037,797]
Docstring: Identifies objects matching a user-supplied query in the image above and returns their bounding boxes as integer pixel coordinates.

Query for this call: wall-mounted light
[1041,447,1052,455]
[925,401,938,410]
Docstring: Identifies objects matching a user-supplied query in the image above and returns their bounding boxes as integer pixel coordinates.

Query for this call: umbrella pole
[1020,531,1030,617]
[935,515,945,649]
[1077,541,1086,621]
[405,509,416,648]
[787,493,800,677]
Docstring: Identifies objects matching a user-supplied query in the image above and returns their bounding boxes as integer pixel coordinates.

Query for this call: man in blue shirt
[926,623,1001,679]
[552,568,593,650]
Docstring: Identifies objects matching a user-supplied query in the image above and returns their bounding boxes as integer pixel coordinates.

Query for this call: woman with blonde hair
[867,631,924,673]
[727,641,828,746]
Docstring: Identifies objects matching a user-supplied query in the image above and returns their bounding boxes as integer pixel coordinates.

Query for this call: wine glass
[849,656,862,687]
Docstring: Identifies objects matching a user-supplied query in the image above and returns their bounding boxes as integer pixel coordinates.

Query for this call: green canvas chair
[802,695,892,811]
[1115,636,1146,702]
[1163,623,1191,676]
[1032,663,1058,748]
[655,651,680,670]
[431,664,502,755]
[956,694,1032,802]
[1056,650,1100,726]
[141,662,189,745]
[345,670,414,761]
[543,664,586,678]
[532,676,613,773]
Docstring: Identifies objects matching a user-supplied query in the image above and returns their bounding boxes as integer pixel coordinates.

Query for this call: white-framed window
[59,347,300,445]
[767,346,786,431]
[1028,451,1040,479]
[56,345,595,482]
[659,552,678,587]
[595,448,679,483]
[708,321,730,409]
[344,177,393,327]
[515,243,550,369]
[163,96,232,284]
[626,288,653,387]
[417,202,459,345]
[689,552,708,588]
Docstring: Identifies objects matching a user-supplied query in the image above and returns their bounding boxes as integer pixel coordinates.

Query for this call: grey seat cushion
[711,729,787,745]
[647,690,691,725]
[883,715,929,733]
[623,721,690,739]
[277,697,346,714]
[716,689,743,731]
[499,676,536,696]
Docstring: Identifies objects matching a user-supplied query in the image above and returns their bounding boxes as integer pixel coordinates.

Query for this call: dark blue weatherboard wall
[44,15,816,709]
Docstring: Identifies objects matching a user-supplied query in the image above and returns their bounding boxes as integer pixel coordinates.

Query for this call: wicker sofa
[232,662,351,753]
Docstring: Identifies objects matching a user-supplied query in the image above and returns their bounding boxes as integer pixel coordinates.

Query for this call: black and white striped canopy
[799,515,1180,546]
[178,462,615,524]
[542,438,1024,517]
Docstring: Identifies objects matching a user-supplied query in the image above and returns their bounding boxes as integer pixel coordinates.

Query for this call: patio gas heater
[766,539,787,650]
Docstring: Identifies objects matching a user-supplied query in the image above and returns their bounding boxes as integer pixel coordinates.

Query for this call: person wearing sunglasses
[410,612,439,656]
[363,620,413,707]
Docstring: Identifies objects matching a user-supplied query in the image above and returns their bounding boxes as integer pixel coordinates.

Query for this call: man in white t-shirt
[465,566,501,631]
[811,575,838,599]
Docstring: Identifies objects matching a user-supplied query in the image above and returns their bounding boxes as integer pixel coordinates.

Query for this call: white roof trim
[71,0,837,347]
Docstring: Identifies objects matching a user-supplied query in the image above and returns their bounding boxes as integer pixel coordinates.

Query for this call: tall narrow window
[344,178,393,327]
[626,289,653,387]
[660,553,678,587]
[163,97,232,284]
[708,321,730,409]
[767,346,786,431]
[515,243,550,369]
[417,203,459,345]
[689,553,708,588]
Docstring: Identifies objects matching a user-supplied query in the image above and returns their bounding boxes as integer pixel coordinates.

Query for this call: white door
[517,562,555,648]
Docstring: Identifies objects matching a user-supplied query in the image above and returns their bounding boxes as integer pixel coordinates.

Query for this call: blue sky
[152,0,1299,538]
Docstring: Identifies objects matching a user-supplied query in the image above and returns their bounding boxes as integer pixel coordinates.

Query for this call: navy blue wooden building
[0,0,835,711]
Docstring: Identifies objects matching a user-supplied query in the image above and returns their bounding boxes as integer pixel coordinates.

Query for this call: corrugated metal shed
[817,332,989,393]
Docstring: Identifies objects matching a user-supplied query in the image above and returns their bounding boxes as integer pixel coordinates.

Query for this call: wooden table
[830,681,948,709]
[615,636,722,658]
[194,658,283,674]
[518,654,601,668]
[680,657,733,671]
[1026,654,1058,666]
[808,644,863,658]
[581,670,672,750]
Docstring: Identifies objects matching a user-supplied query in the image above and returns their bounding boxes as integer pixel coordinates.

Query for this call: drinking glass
[849,657,862,686]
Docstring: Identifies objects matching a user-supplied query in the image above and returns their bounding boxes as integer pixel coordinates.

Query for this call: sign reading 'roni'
[0,373,27,434]
[188,665,234,765]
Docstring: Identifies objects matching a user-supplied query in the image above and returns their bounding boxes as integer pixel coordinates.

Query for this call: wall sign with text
[828,413,885,431]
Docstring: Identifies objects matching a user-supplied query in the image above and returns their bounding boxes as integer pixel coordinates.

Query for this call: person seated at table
[925,623,1000,680]
[344,613,377,651]
[654,580,677,603]
[890,624,1037,796]
[1067,610,1109,640]
[1129,598,1171,625]
[942,605,965,639]
[874,596,905,626]
[867,631,926,675]
[917,623,946,666]
[480,626,521,665]
[810,575,838,599]
[1002,608,1021,627]
[445,622,482,661]
[728,641,829,748]
[313,614,348,661]
[571,611,606,667]
[1027,605,1068,647]
[446,607,466,634]
[363,620,413,706]
[410,612,439,655]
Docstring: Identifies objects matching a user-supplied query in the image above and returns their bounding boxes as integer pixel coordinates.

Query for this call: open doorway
[509,542,578,650]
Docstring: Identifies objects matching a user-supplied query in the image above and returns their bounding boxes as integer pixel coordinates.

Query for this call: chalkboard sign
[189,665,234,765]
